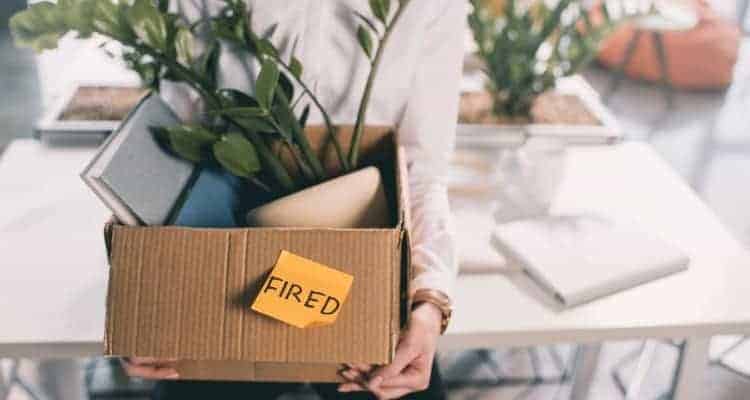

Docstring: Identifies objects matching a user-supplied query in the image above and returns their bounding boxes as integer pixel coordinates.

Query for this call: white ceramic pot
[246,166,390,228]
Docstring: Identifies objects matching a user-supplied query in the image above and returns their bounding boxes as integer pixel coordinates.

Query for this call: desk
[1,140,748,400]
[0,140,108,357]
[444,142,750,400]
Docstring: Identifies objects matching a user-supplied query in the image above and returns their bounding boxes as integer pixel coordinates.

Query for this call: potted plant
[462,0,623,138]
[10,0,409,228]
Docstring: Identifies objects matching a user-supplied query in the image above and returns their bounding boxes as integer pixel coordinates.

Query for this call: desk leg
[671,337,710,400]
[0,361,8,400]
[569,344,601,400]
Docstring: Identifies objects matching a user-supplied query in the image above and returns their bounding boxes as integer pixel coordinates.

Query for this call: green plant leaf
[124,50,160,89]
[211,107,268,118]
[232,116,277,133]
[165,125,220,163]
[278,71,295,102]
[369,0,389,24]
[213,132,261,178]
[354,11,379,34]
[256,58,280,110]
[150,126,170,142]
[10,0,104,52]
[215,89,276,132]
[290,56,303,80]
[59,0,96,37]
[9,2,68,52]
[357,25,373,59]
[126,0,168,50]
[199,41,221,88]
[92,0,134,42]
[256,38,279,58]
[174,27,195,65]
[217,88,260,108]
[299,104,310,130]
[270,93,297,143]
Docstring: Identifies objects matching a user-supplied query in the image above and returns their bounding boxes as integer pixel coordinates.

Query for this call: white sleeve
[398,0,467,299]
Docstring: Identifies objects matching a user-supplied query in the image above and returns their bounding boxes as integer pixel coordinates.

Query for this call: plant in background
[10,0,408,197]
[468,0,618,118]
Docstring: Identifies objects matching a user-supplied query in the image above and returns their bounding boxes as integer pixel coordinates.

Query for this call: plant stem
[244,129,297,192]
[267,116,316,182]
[249,176,272,193]
[273,90,327,180]
[284,141,316,183]
[348,0,411,168]
[271,55,350,172]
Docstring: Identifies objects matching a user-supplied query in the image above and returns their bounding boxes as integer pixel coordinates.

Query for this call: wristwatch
[412,289,453,335]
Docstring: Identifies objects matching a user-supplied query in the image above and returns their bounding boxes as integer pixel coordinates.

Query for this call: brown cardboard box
[102,127,411,382]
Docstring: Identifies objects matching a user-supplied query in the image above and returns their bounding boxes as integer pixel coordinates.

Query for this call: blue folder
[171,166,242,228]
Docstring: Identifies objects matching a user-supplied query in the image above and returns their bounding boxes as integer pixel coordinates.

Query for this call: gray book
[81,94,194,226]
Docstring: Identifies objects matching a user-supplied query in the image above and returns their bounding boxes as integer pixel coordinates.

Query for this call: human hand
[338,302,442,399]
[121,357,180,380]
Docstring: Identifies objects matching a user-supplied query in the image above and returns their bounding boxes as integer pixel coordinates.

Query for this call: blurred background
[1,0,749,399]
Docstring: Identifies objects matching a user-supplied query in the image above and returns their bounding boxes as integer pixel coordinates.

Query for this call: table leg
[652,32,674,110]
[605,30,643,104]
[671,337,710,400]
[739,0,749,34]
[0,360,8,400]
[569,343,602,400]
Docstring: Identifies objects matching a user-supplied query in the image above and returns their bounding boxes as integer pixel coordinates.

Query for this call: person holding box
[123,1,465,398]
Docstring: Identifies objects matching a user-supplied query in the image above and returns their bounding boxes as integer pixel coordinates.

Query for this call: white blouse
[163,0,467,299]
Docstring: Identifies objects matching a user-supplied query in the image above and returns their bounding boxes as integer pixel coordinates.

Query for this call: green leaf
[59,0,96,37]
[357,25,373,59]
[270,90,300,143]
[10,0,106,51]
[150,126,170,141]
[210,107,268,118]
[217,88,260,108]
[9,2,68,52]
[127,0,167,50]
[211,6,247,44]
[278,71,295,102]
[92,0,134,42]
[215,90,276,132]
[165,125,220,163]
[289,57,303,80]
[198,41,221,88]
[231,116,277,133]
[256,38,279,58]
[299,104,310,130]
[354,11,379,34]
[174,27,195,65]
[213,132,261,178]
[369,0,389,23]
[255,58,279,110]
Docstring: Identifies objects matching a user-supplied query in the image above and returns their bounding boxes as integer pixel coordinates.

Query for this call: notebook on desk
[492,215,690,307]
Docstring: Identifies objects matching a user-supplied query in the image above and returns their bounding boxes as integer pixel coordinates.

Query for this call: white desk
[1,140,748,400]
[443,142,750,400]
[0,140,109,357]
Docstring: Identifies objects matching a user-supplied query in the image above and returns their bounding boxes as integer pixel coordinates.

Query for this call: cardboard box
[103,126,411,382]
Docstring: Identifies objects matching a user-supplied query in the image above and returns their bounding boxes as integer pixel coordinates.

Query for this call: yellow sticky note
[251,250,354,328]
